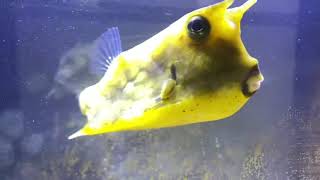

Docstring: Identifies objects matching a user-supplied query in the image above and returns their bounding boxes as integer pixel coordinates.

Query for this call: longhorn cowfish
[69,0,264,139]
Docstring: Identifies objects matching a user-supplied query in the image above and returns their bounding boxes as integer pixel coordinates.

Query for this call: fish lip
[242,65,263,97]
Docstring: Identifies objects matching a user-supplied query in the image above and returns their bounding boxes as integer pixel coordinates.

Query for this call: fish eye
[187,16,211,40]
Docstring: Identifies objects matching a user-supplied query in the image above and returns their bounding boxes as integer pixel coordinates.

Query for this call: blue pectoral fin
[89,27,122,75]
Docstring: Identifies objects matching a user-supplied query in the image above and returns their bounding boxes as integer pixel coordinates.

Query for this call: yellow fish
[69,0,264,139]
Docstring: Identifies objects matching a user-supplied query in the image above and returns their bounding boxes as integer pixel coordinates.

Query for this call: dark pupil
[187,16,210,40]
[191,19,204,32]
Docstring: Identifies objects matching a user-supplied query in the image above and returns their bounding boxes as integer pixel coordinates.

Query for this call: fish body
[69,0,264,139]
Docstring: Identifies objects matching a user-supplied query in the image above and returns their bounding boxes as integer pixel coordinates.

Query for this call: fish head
[163,0,264,99]
[141,0,265,124]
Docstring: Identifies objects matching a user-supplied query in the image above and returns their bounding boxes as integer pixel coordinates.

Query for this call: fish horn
[227,0,257,21]
[223,0,235,8]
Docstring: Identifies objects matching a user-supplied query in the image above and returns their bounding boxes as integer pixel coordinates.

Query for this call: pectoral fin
[147,78,176,111]
[160,64,177,100]
[160,79,176,100]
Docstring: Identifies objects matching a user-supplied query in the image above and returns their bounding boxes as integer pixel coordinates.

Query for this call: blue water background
[0,0,319,179]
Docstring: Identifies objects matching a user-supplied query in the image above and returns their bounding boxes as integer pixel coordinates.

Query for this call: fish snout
[242,64,264,97]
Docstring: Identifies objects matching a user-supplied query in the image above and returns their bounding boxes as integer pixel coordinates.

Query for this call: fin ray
[90,27,122,75]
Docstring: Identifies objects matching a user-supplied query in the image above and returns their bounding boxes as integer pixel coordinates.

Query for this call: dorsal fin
[89,27,122,75]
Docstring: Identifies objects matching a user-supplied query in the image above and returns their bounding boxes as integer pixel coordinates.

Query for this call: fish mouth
[242,65,264,97]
